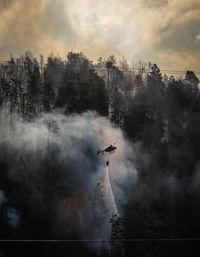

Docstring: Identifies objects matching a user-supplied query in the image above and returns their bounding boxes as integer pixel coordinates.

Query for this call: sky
[0,0,200,71]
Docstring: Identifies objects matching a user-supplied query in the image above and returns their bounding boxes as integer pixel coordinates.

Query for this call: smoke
[0,190,6,204]
[7,207,20,227]
[0,189,20,228]
[1,0,200,71]
[0,110,138,240]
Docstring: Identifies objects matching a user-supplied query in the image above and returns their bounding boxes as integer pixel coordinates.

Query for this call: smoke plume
[0,109,137,240]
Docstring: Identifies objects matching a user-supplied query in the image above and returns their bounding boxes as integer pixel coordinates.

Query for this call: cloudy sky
[0,0,200,70]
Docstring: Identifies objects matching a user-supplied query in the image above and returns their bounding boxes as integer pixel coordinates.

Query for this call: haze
[0,0,200,70]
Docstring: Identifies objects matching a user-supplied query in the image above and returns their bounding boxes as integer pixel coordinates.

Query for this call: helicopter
[97,144,117,155]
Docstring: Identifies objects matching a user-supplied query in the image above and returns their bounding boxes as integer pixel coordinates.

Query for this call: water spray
[97,143,118,216]
[97,143,124,256]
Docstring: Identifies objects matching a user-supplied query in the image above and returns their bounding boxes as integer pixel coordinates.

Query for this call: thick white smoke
[0,110,138,239]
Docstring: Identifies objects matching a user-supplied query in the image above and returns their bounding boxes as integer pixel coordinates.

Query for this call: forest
[0,51,200,257]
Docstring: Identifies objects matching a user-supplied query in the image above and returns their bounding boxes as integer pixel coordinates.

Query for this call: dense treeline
[0,51,109,118]
[123,65,200,257]
[0,51,200,256]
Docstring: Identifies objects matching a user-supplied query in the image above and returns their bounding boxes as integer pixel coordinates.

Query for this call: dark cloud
[0,0,76,58]
[0,0,15,9]
[150,0,200,68]
[157,20,200,53]
[142,0,168,8]
[42,0,76,44]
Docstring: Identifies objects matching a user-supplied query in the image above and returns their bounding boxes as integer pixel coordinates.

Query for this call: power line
[0,239,200,242]
[0,60,199,74]
[96,68,200,75]
[125,69,200,75]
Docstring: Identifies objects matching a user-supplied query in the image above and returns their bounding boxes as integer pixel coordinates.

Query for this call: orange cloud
[0,0,199,71]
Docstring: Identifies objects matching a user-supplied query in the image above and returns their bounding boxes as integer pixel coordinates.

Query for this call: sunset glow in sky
[0,0,200,70]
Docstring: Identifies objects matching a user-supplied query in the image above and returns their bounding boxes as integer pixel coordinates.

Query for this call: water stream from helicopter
[104,155,119,216]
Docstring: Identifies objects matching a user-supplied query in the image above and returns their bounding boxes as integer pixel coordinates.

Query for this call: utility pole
[106,61,113,120]
[110,214,124,257]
